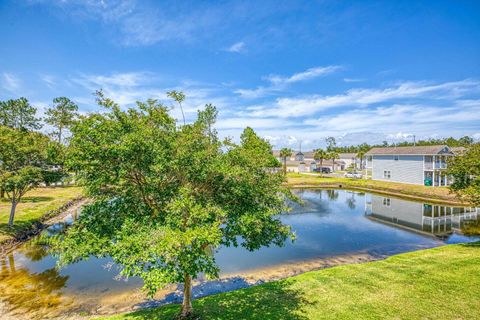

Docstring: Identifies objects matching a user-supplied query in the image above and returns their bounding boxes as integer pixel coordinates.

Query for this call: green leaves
[0,97,42,131]
[0,126,50,198]
[45,97,79,144]
[447,143,480,206]
[51,92,297,303]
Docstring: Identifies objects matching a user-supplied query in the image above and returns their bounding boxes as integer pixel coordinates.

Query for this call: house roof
[365,145,452,156]
[284,159,344,166]
[272,150,315,158]
[302,151,315,158]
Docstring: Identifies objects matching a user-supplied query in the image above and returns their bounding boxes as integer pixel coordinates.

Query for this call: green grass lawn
[286,173,461,204]
[0,186,84,242]
[100,243,480,320]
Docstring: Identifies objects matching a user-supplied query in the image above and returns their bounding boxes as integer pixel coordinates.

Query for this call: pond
[1,189,479,319]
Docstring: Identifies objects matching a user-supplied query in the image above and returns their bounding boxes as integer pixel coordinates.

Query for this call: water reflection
[0,189,478,319]
[365,194,480,241]
[0,252,71,319]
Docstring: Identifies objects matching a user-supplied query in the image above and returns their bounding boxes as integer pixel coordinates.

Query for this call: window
[394,155,399,161]
[383,198,391,207]
[383,170,391,179]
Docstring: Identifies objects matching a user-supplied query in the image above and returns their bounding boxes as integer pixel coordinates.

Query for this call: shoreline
[0,197,88,257]
[289,183,468,206]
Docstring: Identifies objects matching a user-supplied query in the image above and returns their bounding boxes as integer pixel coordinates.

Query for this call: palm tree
[329,151,339,172]
[356,150,365,170]
[279,148,293,174]
[356,144,371,171]
[314,148,327,176]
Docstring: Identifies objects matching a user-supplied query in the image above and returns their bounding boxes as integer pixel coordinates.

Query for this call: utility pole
[413,135,416,146]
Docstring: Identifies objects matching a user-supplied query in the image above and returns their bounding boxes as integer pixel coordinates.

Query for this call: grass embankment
[100,243,480,320]
[287,173,462,204]
[0,186,83,243]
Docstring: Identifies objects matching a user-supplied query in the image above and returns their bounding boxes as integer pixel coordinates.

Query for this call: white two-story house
[365,145,462,186]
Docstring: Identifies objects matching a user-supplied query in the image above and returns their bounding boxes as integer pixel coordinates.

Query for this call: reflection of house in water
[364,194,479,238]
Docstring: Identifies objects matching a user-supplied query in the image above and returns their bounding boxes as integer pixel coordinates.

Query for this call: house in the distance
[365,145,460,186]
[272,150,345,172]
[338,153,366,170]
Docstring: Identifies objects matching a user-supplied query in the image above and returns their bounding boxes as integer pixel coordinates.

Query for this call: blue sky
[1,0,479,149]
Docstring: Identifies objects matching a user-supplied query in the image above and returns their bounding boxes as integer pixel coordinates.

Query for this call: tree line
[0,96,79,226]
[1,92,478,319]
[325,136,476,154]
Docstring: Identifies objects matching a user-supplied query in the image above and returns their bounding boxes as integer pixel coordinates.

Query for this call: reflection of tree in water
[461,217,480,236]
[21,241,50,262]
[325,189,339,201]
[345,192,356,210]
[0,253,71,318]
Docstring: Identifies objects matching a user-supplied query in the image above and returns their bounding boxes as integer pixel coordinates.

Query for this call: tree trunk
[181,273,193,317]
[8,200,17,227]
[0,187,4,199]
[8,254,15,272]
[283,157,287,174]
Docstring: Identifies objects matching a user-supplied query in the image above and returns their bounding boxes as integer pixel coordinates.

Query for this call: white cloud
[41,0,222,46]
[71,71,236,123]
[247,79,480,118]
[303,102,480,134]
[79,72,150,88]
[235,65,341,98]
[226,41,246,53]
[1,72,21,93]
[343,78,365,83]
[216,117,284,129]
[386,132,415,140]
[267,66,341,85]
[41,74,57,88]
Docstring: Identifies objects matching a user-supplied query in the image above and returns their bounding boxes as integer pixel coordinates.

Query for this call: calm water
[1,189,479,318]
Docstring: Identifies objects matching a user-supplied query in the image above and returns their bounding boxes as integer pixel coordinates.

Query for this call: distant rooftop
[366,145,452,155]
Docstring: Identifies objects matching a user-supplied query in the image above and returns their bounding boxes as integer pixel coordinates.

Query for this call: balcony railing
[424,162,447,170]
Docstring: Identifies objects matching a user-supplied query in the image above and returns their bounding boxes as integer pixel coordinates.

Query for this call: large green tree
[45,97,79,145]
[51,93,295,317]
[0,97,42,131]
[0,97,42,199]
[447,143,480,206]
[0,126,48,226]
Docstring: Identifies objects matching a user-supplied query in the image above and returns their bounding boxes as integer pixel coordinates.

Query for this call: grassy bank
[0,186,83,243]
[100,243,480,320]
[287,173,463,205]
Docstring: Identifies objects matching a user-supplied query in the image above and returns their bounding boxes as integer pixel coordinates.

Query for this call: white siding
[371,195,425,228]
[372,155,424,185]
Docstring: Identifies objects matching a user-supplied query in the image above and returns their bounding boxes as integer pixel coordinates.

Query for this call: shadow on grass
[461,241,480,247]
[125,279,308,320]
[0,219,42,239]
[0,196,54,205]
[18,196,55,203]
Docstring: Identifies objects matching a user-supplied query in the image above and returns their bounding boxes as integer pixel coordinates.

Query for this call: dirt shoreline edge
[288,183,469,206]
[0,197,88,257]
